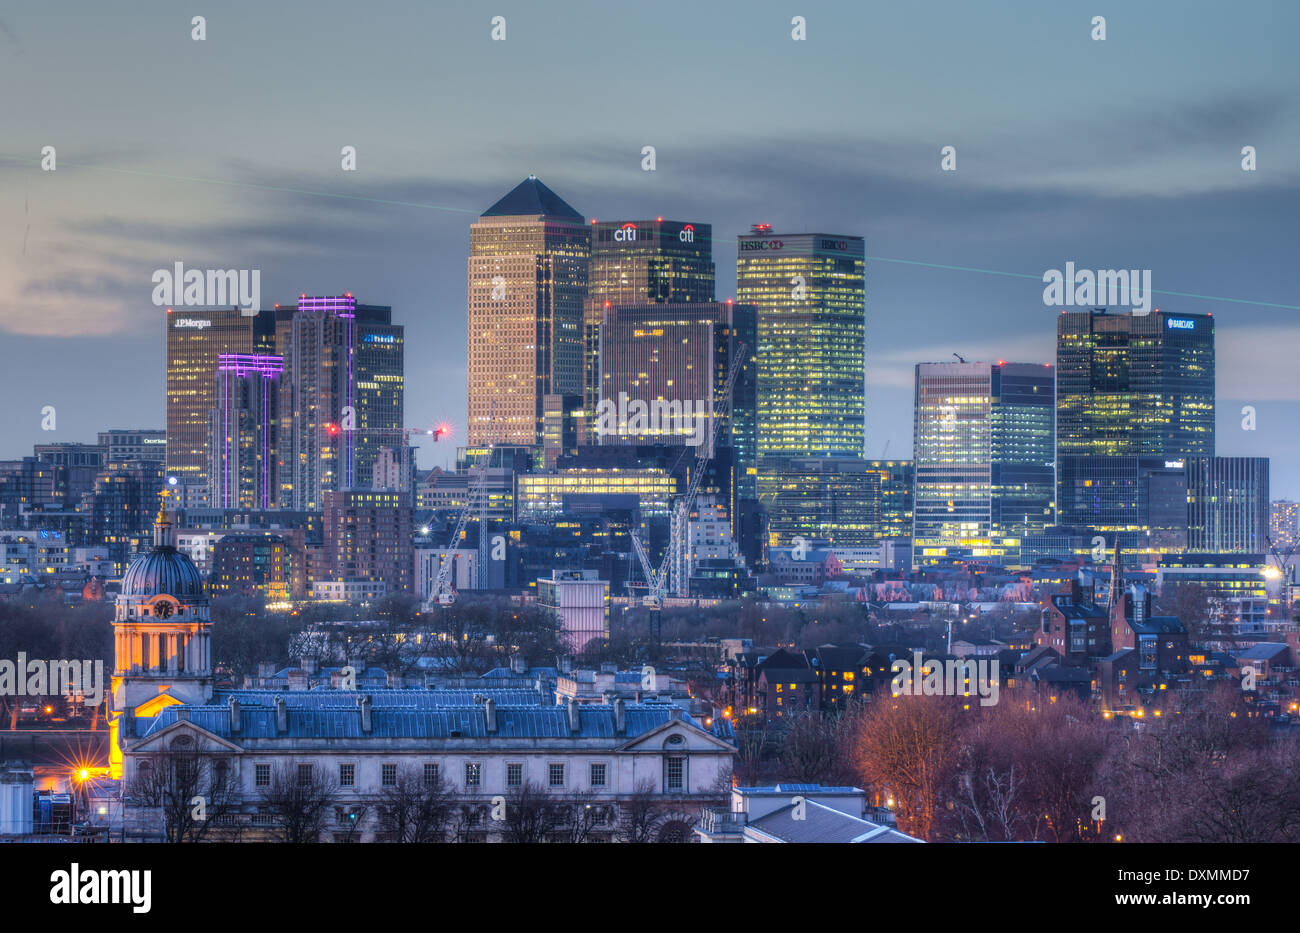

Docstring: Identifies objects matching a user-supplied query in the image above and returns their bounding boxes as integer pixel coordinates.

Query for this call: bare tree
[777,710,846,784]
[616,778,662,843]
[501,780,557,843]
[257,762,338,843]
[550,789,604,843]
[731,714,770,786]
[447,802,490,842]
[850,694,961,841]
[125,746,241,843]
[376,766,455,842]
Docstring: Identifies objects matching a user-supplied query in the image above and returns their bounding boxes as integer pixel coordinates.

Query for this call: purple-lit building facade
[209,353,282,510]
[275,296,405,510]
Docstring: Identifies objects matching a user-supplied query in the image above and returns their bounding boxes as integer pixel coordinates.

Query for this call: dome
[121,547,206,599]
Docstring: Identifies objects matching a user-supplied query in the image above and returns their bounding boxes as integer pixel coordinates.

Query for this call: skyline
[1,0,1298,494]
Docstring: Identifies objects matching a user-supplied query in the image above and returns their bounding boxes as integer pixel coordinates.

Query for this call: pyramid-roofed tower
[481,175,583,219]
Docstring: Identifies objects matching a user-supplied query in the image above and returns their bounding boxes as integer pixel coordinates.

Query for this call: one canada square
[467,177,588,449]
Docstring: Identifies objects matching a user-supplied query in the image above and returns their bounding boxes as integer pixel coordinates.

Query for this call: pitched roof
[481,176,583,219]
[1233,642,1290,661]
[138,701,724,742]
[746,800,922,844]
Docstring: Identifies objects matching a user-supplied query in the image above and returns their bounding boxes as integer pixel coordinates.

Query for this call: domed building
[109,507,214,777]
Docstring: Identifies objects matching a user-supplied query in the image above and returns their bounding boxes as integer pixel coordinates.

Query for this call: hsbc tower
[736,227,866,493]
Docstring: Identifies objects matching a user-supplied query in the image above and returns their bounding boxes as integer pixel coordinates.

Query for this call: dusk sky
[2,0,1297,493]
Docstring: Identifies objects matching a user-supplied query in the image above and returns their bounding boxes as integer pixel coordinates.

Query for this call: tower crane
[425,404,494,608]
[628,344,747,612]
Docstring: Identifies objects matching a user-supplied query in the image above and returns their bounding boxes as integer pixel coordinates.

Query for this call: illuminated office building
[584,219,714,429]
[912,361,1054,565]
[277,296,404,510]
[1271,500,1300,549]
[1056,309,1215,462]
[542,393,585,469]
[208,353,282,510]
[516,468,677,520]
[1186,457,1269,554]
[735,229,865,486]
[864,460,914,541]
[165,308,275,488]
[764,456,881,548]
[468,177,588,449]
[597,302,756,496]
[98,430,166,464]
[1055,455,1189,552]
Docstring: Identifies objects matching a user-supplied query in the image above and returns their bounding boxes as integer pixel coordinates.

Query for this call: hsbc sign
[819,239,850,251]
[740,239,784,251]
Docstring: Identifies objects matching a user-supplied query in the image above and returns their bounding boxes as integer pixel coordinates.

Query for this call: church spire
[1109,540,1124,620]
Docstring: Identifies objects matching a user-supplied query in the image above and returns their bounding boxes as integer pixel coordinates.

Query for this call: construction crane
[426,404,494,607]
[628,344,747,613]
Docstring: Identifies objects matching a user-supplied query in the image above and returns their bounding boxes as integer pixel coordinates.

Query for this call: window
[255,763,270,787]
[507,763,523,787]
[589,763,606,787]
[423,763,439,787]
[465,762,481,787]
[297,763,313,786]
[381,763,397,786]
[665,756,684,791]
[548,763,565,787]
[339,764,355,787]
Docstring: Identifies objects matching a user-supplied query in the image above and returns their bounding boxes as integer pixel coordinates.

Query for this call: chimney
[257,662,274,681]
[614,698,626,735]
[358,695,372,733]
[510,653,526,675]
[484,697,497,733]
[175,707,190,723]
[300,657,318,676]
[568,697,581,734]
[274,695,288,734]
[228,697,241,734]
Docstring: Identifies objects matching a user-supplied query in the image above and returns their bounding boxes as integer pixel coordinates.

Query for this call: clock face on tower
[154,601,174,619]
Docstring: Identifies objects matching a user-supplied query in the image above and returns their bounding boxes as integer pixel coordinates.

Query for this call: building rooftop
[136,699,736,743]
[481,176,583,219]
[746,799,922,844]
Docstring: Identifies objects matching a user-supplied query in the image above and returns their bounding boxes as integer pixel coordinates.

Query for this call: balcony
[697,807,745,836]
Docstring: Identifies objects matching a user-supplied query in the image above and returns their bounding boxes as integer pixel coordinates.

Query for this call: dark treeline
[733,682,1300,844]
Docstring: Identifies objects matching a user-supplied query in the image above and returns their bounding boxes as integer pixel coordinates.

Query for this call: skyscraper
[735,229,866,477]
[912,361,1054,565]
[165,308,275,488]
[468,177,589,450]
[1186,457,1269,553]
[584,219,715,427]
[277,296,404,510]
[209,353,282,510]
[764,456,881,547]
[1056,309,1215,460]
[596,301,756,493]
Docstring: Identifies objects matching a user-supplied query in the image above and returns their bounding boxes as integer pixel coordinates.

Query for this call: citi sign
[679,224,696,243]
[740,239,784,251]
[614,223,638,242]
